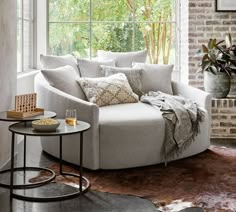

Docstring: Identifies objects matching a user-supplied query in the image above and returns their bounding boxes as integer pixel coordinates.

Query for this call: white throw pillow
[132,62,174,95]
[40,54,80,75]
[77,58,115,78]
[99,65,143,97]
[97,50,147,67]
[41,65,85,99]
[77,73,139,107]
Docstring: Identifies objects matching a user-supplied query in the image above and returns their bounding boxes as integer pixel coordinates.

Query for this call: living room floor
[0,138,235,212]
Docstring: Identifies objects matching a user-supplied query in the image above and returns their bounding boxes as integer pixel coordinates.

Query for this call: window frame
[17,0,37,73]
[46,0,181,79]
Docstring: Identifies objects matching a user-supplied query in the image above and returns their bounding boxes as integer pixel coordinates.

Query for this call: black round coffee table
[0,111,57,189]
[8,119,90,202]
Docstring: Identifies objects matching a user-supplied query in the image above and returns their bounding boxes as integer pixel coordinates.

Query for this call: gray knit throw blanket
[140,91,205,165]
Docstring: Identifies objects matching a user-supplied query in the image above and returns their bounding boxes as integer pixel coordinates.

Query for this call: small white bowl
[32,119,60,132]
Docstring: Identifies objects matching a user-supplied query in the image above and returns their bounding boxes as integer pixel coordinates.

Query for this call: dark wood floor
[0,138,234,212]
[0,138,157,212]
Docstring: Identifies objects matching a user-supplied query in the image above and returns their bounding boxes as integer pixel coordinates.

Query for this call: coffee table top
[0,111,56,122]
[9,119,90,136]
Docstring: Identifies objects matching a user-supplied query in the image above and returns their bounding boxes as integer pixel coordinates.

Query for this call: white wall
[17,71,39,95]
[0,0,17,168]
[180,0,189,84]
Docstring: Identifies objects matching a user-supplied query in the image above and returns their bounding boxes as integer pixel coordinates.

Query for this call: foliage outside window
[48,0,178,65]
[17,0,35,72]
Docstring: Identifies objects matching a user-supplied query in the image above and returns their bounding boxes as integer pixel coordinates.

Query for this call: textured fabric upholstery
[35,72,211,170]
[41,65,85,100]
[97,50,147,67]
[100,65,143,96]
[99,102,165,168]
[35,73,100,169]
[133,62,174,95]
[77,73,139,107]
[77,58,115,78]
[40,54,80,75]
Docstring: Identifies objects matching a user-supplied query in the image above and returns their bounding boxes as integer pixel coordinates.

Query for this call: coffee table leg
[80,132,84,193]
[23,135,26,170]
[10,132,15,197]
[59,135,62,175]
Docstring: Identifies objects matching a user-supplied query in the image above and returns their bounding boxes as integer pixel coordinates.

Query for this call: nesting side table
[8,119,90,202]
[0,111,56,189]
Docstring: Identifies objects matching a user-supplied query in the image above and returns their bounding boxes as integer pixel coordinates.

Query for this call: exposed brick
[189,3,196,7]
[211,123,219,127]
[211,100,215,107]
[212,109,218,113]
[230,129,236,134]
[197,3,212,7]
[188,0,236,139]
[223,20,236,25]
[214,14,230,19]
[212,129,227,134]
[212,115,227,120]
[229,100,234,107]
[220,109,236,113]
[206,20,221,25]
[197,26,213,32]
[217,99,222,107]
[220,122,236,127]
[214,27,230,32]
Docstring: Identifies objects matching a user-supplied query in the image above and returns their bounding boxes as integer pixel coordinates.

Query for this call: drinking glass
[65,109,77,126]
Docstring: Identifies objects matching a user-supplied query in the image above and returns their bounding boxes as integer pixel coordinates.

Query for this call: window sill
[17,69,40,79]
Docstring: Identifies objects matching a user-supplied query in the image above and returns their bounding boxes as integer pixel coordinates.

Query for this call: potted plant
[197,34,236,98]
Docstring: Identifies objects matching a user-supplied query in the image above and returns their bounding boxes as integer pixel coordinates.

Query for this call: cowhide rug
[30,146,236,211]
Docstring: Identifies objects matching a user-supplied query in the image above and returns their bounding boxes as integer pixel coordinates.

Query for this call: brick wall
[211,98,236,138]
[187,0,236,138]
[188,0,236,88]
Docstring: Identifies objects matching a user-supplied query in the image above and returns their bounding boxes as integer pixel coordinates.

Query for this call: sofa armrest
[35,73,100,169]
[171,81,212,113]
[34,73,99,123]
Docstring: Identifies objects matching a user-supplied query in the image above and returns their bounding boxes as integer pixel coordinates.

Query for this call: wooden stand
[7,108,44,118]
[7,93,44,118]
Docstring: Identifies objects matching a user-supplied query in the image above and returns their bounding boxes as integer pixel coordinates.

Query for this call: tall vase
[204,71,230,98]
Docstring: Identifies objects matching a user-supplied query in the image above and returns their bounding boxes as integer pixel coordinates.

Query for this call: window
[48,0,179,72]
[17,0,36,72]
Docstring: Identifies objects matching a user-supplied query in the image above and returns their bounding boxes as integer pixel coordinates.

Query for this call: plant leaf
[210,66,218,74]
[202,45,208,53]
[225,33,232,48]
[216,40,224,46]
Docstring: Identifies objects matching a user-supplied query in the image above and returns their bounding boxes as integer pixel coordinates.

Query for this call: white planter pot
[204,71,230,98]
[228,73,236,97]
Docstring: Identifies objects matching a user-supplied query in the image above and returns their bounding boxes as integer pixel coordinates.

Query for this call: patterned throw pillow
[99,65,143,97]
[77,73,139,107]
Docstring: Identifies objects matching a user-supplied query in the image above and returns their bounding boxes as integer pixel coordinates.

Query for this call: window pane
[24,21,34,70]
[48,23,89,57]
[134,24,146,51]
[23,0,33,20]
[92,0,132,21]
[17,0,22,18]
[49,0,89,22]
[17,20,22,72]
[138,23,175,64]
[91,23,134,57]
[135,0,175,22]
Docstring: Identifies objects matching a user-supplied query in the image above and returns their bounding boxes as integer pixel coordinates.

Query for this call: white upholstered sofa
[35,72,211,170]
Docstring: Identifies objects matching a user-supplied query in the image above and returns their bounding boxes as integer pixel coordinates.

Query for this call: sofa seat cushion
[99,102,166,169]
